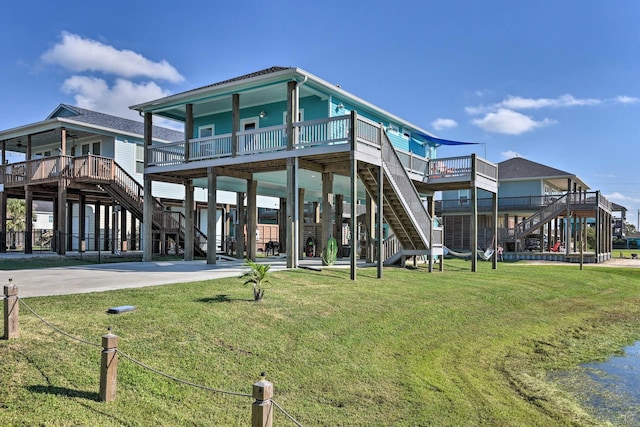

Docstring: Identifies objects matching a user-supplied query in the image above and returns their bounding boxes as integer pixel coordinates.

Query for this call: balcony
[146,115,497,193]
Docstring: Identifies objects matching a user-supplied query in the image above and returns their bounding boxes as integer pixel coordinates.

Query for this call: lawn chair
[549,241,561,252]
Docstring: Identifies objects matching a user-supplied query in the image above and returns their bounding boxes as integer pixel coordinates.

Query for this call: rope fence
[2,282,303,426]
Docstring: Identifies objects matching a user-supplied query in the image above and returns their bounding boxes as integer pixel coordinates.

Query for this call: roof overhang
[130,67,451,144]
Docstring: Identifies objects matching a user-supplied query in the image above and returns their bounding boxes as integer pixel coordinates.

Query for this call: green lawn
[1,260,639,426]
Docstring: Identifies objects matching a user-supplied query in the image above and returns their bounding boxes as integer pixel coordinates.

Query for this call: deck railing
[146,115,491,186]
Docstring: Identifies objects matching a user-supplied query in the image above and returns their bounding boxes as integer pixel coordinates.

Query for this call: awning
[412,130,479,147]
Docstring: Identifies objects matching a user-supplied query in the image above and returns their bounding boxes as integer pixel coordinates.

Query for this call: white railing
[355,115,381,148]
[238,124,287,155]
[189,134,233,160]
[428,156,472,178]
[296,116,350,148]
[396,150,430,178]
[148,141,186,166]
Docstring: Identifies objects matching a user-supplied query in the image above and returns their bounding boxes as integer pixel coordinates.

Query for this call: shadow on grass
[196,294,253,303]
[27,384,99,401]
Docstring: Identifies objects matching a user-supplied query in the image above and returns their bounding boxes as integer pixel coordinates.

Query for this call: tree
[7,199,26,249]
[625,221,637,236]
[241,259,271,301]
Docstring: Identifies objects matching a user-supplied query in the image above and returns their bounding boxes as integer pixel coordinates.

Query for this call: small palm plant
[241,259,271,301]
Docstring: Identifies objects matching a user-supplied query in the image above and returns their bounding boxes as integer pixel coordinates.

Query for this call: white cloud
[500,150,525,160]
[431,118,458,131]
[472,109,556,135]
[615,95,639,104]
[42,32,183,82]
[605,192,640,204]
[500,94,601,110]
[62,76,171,121]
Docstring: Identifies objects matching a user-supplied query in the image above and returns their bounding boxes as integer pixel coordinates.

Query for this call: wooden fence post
[252,372,273,427]
[99,330,119,402]
[3,279,18,339]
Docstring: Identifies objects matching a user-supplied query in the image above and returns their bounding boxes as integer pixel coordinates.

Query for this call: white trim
[282,108,305,124]
[240,117,259,131]
[198,124,215,138]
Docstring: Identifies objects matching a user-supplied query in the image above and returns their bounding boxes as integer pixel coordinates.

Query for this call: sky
[1,0,639,227]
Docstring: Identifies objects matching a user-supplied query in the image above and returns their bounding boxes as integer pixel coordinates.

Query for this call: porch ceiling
[148,150,370,203]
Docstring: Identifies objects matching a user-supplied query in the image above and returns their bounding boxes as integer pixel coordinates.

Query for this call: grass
[1,259,639,426]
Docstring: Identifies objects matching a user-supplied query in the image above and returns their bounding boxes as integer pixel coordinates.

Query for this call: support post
[184,180,195,261]
[207,167,217,264]
[298,188,305,259]
[321,172,334,266]
[492,191,498,270]
[142,112,153,262]
[252,373,273,427]
[376,165,383,279]
[3,280,18,339]
[236,192,246,259]
[350,110,358,280]
[247,179,258,261]
[25,187,33,254]
[286,157,299,268]
[99,331,119,402]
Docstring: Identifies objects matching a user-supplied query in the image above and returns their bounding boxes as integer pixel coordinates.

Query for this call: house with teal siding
[132,66,499,276]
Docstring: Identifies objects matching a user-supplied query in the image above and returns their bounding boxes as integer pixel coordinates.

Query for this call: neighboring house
[0,104,277,255]
[131,66,499,275]
[437,157,614,262]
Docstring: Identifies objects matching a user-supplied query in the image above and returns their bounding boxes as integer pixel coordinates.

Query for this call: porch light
[336,103,344,111]
[259,110,267,118]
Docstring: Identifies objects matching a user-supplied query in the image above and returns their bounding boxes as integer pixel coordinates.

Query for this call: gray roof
[50,104,184,142]
[170,66,291,99]
[498,157,573,180]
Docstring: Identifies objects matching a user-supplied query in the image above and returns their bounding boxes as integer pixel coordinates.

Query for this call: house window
[81,142,101,155]
[48,215,53,223]
[199,125,214,138]
[241,118,258,131]
[135,144,144,174]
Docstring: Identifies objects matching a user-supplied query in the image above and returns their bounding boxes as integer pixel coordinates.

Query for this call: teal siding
[499,181,543,198]
[385,131,410,152]
[193,96,329,135]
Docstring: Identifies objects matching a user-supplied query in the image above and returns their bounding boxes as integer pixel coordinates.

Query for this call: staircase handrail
[380,131,432,247]
[515,194,568,238]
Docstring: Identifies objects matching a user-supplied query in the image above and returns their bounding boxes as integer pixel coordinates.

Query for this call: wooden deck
[145,114,498,195]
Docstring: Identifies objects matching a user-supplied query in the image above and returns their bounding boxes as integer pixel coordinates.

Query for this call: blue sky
[2,0,639,227]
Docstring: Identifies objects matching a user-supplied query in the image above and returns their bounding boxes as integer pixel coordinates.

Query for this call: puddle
[550,341,640,426]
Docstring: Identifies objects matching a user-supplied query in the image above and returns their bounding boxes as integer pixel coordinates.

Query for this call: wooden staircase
[358,131,443,265]
[72,155,207,256]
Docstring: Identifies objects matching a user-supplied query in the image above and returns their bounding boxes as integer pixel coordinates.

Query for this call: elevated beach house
[131,66,498,277]
[437,157,614,263]
[0,104,226,255]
